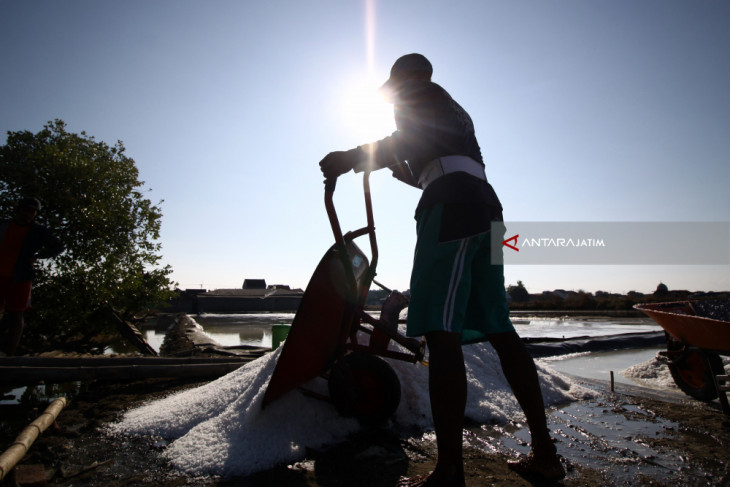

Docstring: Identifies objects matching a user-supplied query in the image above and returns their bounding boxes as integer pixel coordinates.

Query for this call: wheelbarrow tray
[262,240,371,408]
[635,299,730,353]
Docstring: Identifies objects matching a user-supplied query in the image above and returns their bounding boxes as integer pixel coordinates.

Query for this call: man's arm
[319,132,419,188]
[355,133,418,187]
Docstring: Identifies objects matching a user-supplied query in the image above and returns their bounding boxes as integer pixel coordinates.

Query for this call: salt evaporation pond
[110,322,595,479]
[141,313,665,386]
[142,312,663,350]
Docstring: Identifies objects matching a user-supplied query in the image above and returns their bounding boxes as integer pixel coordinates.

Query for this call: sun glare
[340,79,395,142]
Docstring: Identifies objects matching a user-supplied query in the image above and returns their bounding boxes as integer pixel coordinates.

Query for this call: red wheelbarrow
[261,171,425,424]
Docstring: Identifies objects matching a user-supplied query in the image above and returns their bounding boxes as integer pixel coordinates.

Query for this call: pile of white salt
[109,328,591,478]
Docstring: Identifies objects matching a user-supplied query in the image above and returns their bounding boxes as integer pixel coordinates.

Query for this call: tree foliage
[507,280,530,302]
[365,288,391,307]
[0,120,176,352]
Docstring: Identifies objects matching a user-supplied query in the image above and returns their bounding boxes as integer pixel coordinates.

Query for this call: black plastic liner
[523,331,666,358]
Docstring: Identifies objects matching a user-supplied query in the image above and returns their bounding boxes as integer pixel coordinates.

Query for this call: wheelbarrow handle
[324,177,337,193]
[362,170,378,272]
[324,178,345,246]
[324,170,379,310]
[324,171,377,264]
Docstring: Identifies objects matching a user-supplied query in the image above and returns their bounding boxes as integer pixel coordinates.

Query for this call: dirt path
[3,376,729,486]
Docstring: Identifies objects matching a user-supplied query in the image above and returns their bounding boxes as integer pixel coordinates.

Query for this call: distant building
[243,279,267,290]
[165,288,208,313]
[164,279,304,313]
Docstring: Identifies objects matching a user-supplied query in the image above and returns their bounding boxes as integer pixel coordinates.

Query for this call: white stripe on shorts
[443,238,469,332]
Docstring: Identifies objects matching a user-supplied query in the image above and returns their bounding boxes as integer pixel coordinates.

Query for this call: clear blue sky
[2,0,728,294]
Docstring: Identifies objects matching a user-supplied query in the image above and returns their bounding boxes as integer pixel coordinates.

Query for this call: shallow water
[142,313,661,352]
[542,347,664,385]
[546,400,685,482]
[143,312,297,351]
[458,394,708,484]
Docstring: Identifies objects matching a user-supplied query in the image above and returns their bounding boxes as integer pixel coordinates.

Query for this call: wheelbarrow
[261,171,425,424]
[635,299,730,413]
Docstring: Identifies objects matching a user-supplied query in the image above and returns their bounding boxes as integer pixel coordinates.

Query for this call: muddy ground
[2,375,730,487]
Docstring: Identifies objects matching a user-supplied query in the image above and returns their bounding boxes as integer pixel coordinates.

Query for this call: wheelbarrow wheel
[328,351,401,426]
[666,334,724,402]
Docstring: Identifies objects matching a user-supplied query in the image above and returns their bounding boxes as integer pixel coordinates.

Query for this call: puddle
[463,396,701,483]
[1,381,84,440]
[1,381,82,406]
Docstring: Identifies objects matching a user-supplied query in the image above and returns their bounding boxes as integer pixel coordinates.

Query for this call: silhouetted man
[1,197,64,355]
[320,54,565,485]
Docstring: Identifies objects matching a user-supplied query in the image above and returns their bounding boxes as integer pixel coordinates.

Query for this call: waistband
[417,155,487,189]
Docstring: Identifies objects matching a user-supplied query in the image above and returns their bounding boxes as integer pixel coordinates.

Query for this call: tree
[507,280,530,303]
[0,120,176,352]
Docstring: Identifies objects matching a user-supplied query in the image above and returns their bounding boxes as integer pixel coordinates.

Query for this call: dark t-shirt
[0,221,31,278]
[360,80,503,240]
[0,219,64,282]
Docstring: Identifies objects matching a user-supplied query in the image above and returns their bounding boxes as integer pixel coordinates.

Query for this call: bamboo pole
[0,397,68,481]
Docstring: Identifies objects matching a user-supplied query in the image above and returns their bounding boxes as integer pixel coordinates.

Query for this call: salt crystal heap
[110,327,589,478]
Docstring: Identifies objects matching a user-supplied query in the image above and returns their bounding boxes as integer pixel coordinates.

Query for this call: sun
[340,79,395,142]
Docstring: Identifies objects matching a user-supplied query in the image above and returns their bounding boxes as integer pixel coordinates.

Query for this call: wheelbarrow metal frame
[261,172,424,410]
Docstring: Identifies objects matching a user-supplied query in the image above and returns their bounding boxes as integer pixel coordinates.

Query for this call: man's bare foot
[508,452,566,481]
[397,471,466,486]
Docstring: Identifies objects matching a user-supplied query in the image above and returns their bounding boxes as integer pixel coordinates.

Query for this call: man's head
[380,53,432,101]
[14,197,41,225]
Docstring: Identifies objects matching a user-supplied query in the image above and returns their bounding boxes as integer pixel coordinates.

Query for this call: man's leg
[488,330,565,479]
[2,281,31,355]
[424,331,466,485]
[400,207,471,486]
[3,311,24,355]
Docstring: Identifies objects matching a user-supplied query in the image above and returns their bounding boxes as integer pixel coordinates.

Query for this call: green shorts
[406,204,514,344]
